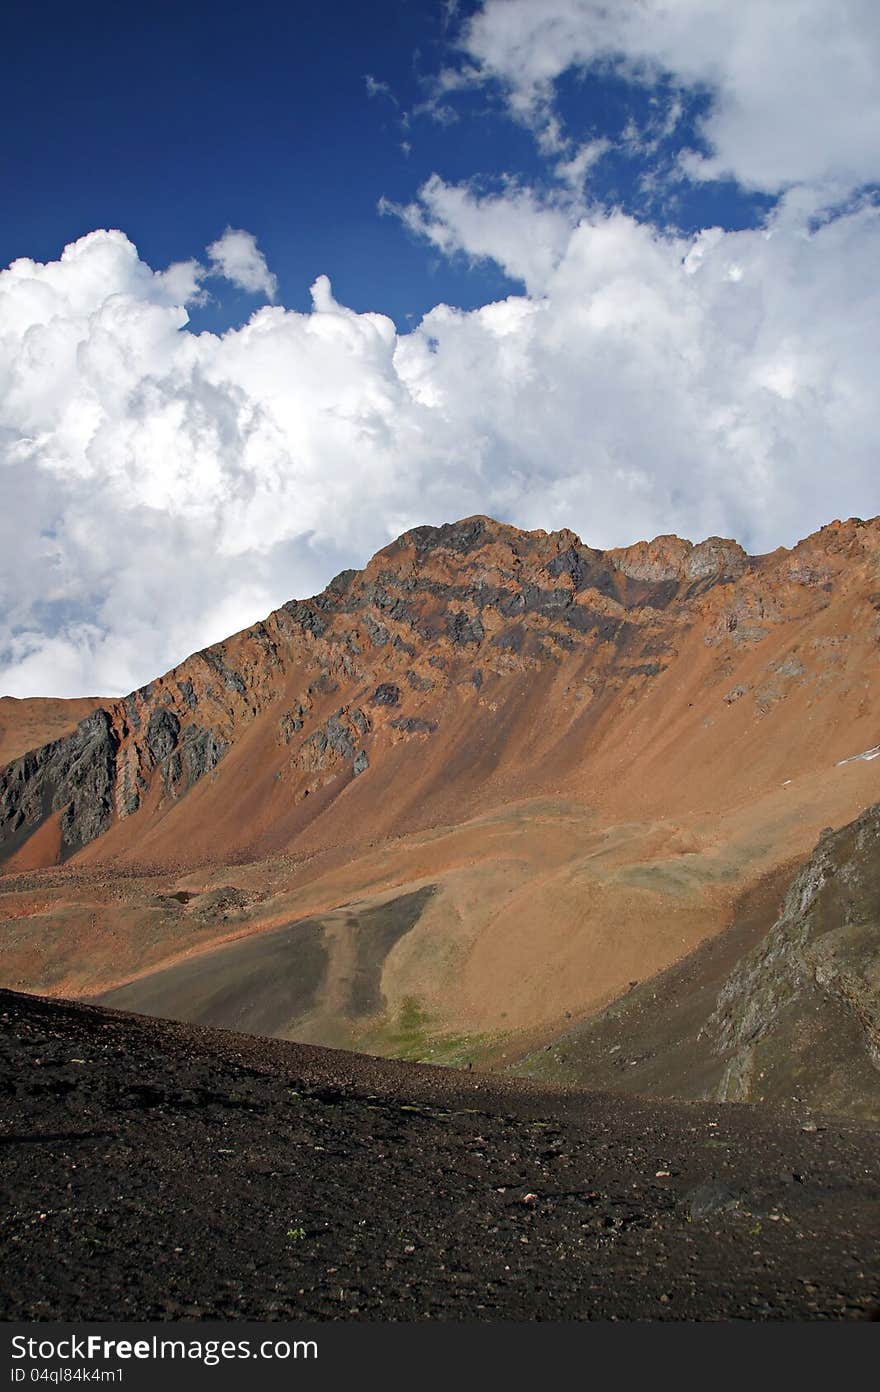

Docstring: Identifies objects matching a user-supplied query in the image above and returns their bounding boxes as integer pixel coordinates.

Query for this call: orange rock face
[1,514,878,1057]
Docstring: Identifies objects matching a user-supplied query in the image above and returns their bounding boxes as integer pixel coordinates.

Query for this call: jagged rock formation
[0,695,101,767]
[705,804,880,1116]
[0,711,117,862]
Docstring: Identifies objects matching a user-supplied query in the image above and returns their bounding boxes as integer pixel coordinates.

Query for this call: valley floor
[1,989,877,1321]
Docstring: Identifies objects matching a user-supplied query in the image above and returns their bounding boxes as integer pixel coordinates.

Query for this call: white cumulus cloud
[382,174,576,294]
[207,227,278,300]
[2,200,878,698]
[458,0,880,197]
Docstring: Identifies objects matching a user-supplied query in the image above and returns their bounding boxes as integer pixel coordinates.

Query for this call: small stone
[685,1181,740,1220]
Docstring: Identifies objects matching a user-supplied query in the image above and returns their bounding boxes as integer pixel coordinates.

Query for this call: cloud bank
[3,200,878,697]
[458,0,880,195]
[2,1,878,697]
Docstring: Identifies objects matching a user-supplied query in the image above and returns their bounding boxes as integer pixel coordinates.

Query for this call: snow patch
[836,745,880,766]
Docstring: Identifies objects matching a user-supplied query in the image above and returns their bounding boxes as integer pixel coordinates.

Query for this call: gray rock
[176,679,197,710]
[0,709,118,862]
[146,708,180,765]
[390,717,437,735]
[705,802,880,1116]
[120,763,140,816]
[686,538,748,583]
[448,611,485,645]
[123,692,142,732]
[406,670,434,691]
[363,614,390,648]
[349,707,371,735]
[360,581,397,614]
[685,1182,741,1220]
[163,750,183,792]
[281,601,327,638]
[325,716,355,759]
[278,713,304,743]
[179,725,228,787]
[370,683,401,707]
[199,647,247,695]
[410,518,491,554]
[314,569,358,608]
[309,672,339,696]
[491,626,524,653]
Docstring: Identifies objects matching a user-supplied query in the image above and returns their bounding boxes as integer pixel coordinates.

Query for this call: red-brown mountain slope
[1,515,878,1063]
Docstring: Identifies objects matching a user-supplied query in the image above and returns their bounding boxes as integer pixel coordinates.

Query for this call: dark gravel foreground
[1,989,878,1322]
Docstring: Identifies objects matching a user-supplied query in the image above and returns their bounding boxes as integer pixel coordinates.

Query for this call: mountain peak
[3,512,878,875]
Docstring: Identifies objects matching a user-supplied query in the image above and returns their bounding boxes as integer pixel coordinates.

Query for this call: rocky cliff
[706,802,880,1117]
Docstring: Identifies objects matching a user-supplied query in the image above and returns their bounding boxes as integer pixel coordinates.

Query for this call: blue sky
[2,0,879,695]
[2,0,517,326]
[0,0,771,329]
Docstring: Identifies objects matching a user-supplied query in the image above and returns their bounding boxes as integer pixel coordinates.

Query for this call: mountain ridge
[2,511,877,872]
[1,512,878,1093]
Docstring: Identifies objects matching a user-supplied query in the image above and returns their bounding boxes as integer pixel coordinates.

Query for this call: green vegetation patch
[358,995,498,1069]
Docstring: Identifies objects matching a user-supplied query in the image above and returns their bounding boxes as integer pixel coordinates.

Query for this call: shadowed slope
[99,886,436,1046]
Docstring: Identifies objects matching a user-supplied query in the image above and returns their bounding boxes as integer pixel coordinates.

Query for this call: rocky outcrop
[0,710,117,861]
[611,534,749,587]
[294,708,369,789]
[390,717,437,735]
[370,684,401,707]
[704,805,880,1117]
[513,806,880,1119]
